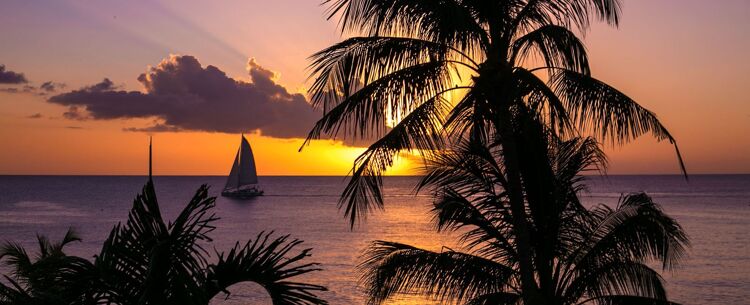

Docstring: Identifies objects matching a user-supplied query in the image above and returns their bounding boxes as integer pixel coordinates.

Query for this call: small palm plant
[0,229,96,305]
[0,181,328,305]
[360,138,688,305]
[95,181,327,305]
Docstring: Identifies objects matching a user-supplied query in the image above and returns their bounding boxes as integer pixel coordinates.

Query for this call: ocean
[0,175,748,304]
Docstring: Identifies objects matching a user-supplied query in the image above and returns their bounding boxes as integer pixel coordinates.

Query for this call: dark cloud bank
[48,55,321,139]
[0,65,28,84]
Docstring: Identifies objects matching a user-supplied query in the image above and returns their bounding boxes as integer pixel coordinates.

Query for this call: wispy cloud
[0,85,35,94]
[39,81,65,93]
[62,105,88,120]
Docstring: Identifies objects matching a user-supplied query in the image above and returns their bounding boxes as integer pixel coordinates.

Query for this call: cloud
[27,113,43,119]
[0,64,63,95]
[62,106,88,120]
[39,81,65,93]
[0,65,28,84]
[0,85,35,94]
[0,81,65,95]
[123,122,182,132]
[48,55,321,139]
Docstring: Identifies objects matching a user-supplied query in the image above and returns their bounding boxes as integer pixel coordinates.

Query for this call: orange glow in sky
[0,0,748,175]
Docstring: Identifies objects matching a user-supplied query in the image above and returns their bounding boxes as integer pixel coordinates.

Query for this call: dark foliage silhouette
[0,181,328,305]
[304,0,685,226]
[0,229,96,305]
[360,138,688,305]
[305,1,687,303]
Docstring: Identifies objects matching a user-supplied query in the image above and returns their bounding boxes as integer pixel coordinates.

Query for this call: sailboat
[221,134,264,198]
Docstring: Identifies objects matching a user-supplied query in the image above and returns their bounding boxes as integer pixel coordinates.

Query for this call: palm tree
[0,181,328,305]
[304,1,685,301]
[359,137,688,305]
[305,1,684,224]
[0,228,96,305]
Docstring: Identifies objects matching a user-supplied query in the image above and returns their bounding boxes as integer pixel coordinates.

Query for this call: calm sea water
[0,175,748,304]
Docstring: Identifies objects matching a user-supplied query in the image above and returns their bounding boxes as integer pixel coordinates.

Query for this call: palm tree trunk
[494,105,545,305]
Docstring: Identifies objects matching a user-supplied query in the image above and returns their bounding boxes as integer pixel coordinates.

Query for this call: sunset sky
[1,0,748,175]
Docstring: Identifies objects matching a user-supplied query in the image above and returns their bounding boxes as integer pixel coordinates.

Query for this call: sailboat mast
[148,136,152,182]
[238,134,243,189]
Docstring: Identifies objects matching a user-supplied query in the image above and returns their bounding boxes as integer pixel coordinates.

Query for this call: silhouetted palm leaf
[339,94,449,226]
[205,232,327,305]
[360,241,515,305]
[464,292,521,305]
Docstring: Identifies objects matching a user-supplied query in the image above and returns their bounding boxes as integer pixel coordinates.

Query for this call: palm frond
[570,193,689,272]
[0,276,32,304]
[431,188,517,263]
[360,241,514,305]
[325,0,489,52]
[205,232,327,305]
[419,138,507,195]
[339,94,449,227]
[307,36,457,111]
[513,0,621,35]
[550,70,686,175]
[465,292,521,305]
[168,184,218,288]
[306,61,454,145]
[58,228,82,250]
[552,137,607,185]
[418,139,519,262]
[0,242,31,280]
[514,67,574,136]
[442,89,494,144]
[563,261,667,303]
[512,25,590,75]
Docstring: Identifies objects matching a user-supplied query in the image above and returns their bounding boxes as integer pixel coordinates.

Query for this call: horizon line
[1,173,749,177]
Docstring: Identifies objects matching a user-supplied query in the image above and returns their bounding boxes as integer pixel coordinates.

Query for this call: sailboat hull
[221,186,264,198]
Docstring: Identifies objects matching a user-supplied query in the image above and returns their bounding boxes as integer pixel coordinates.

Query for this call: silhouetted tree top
[304,0,686,228]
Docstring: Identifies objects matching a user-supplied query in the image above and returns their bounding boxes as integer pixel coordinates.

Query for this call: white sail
[224,135,259,190]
